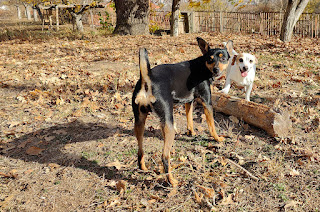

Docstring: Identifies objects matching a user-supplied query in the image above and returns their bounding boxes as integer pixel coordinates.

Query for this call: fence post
[188,12,195,33]
[315,15,319,37]
[220,11,223,33]
[55,6,59,31]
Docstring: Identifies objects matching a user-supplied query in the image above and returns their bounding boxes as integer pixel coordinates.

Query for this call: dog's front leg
[221,77,231,94]
[245,83,253,101]
[185,102,195,136]
[202,103,225,142]
[161,122,178,187]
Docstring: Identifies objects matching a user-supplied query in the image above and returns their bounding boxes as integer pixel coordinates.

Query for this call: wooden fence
[151,11,320,38]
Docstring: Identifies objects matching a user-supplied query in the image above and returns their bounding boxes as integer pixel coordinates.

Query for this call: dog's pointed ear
[197,37,210,55]
[225,40,234,56]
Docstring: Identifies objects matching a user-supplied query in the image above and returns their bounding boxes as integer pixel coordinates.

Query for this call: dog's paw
[168,174,178,188]
[220,89,228,94]
[216,136,225,142]
[186,129,196,136]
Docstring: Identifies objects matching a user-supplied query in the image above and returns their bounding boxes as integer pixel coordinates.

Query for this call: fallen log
[211,92,292,137]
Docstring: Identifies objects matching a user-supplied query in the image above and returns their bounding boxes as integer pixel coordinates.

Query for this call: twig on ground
[227,159,259,181]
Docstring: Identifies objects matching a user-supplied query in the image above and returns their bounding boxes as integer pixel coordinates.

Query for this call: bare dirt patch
[0,30,319,211]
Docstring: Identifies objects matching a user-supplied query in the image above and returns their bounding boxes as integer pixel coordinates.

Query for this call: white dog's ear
[225,40,234,56]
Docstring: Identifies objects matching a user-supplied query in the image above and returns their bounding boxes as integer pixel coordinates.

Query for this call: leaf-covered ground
[0,26,319,211]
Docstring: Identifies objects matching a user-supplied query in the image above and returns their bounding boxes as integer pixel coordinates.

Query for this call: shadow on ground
[2,120,162,181]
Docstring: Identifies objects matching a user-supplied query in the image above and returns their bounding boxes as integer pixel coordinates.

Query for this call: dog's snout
[243,66,248,71]
[213,68,221,76]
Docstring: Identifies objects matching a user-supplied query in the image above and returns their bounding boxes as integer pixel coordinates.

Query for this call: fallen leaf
[81,97,90,107]
[106,197,120,208]
[0,194,15,207]
[167,188,177,197]
[26,146,44,155]
[229,115,239,124]
[0,171,18,179]
[56,98,64,105]
[197,185,215,198]
[284,200,302,209]
[116,180,127,195]
[219,156,228,166]
[24,169,34,175]
[72,108,83,117]
[106,161,126,170]
[148,199,157,204]
[220,194,235,205]
[140,198,149,207]
[178,156,187,162]
[48,163,61,170]
[244,135,255,141]
[289,169,300,177]
[8,121,20,128]
[44,136,55,142]
[194,190,203,204]
[17,139,32,148]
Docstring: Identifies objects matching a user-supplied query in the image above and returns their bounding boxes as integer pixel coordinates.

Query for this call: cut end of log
[271,110,292,138]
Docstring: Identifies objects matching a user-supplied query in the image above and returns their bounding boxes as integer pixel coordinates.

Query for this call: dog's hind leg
[134,111,148,171]
[161,121,178,187]
[185,102,195,136]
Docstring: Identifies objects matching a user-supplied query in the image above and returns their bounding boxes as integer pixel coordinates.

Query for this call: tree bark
[68,6,88,33]
[23,3,32,20]
[280,0,310,42]
[113,0,150,35]
[74,13,84,32]
[211,92,292,137]
[33,8,39,21]
[34,5,43,21]
[170,0,181,37]
[16,5,21,20]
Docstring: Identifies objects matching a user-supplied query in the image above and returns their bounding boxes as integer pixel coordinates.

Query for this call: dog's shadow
[2,120,162,181]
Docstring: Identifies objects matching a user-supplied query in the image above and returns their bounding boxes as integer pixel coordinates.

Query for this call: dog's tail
[135,48,156,106]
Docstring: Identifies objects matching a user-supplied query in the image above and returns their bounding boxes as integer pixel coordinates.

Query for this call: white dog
[221,42,257,101]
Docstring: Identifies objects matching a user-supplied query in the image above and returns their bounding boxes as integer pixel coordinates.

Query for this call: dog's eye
[239,58,243,63]
[249,60,253,63]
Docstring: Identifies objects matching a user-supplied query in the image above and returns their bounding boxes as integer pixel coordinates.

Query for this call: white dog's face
[234,53,257,77]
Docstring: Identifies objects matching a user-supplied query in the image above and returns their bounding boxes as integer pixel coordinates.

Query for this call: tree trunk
[113,0,150,35]
[211,92,292,137]
[170,0,181,37]
[33,8,39,21]
[23,4,32,20]
[280,0,310,42]
[16,5,21,19]
[74,13,84,32]
[34,5,43,21]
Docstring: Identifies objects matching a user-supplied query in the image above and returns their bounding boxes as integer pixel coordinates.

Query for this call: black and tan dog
[132,37,232,187]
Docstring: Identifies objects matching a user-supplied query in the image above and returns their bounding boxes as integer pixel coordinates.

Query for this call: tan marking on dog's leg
[161,123,178,187]
[134,112,148,171]
[185,103,195,136]
[202,103,225,142]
